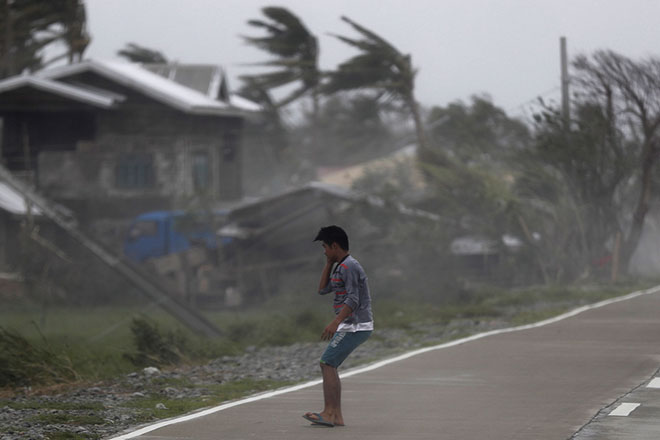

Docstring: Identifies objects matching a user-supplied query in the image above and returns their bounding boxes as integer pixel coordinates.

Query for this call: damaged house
[0,59,258,239]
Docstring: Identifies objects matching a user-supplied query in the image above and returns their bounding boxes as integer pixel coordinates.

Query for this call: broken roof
[224,181,442,229]
[0,182,42,216]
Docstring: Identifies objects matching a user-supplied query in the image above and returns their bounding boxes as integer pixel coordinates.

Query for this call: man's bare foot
[303,411,344,426]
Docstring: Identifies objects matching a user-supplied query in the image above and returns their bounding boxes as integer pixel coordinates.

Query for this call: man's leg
[320,362,344,425]
[304,363,344,426]
[304,331,371,426]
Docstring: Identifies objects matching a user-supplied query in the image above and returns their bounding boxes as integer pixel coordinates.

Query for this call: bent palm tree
[0,0,90,78]
[241,7,320,112]
[323,16,438,162]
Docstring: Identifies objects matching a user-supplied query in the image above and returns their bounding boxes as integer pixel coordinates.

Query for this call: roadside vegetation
[1,279,656,394]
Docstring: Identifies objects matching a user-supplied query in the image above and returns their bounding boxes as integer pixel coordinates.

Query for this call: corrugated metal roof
[142,63,262,112]
[37,59,246,116]
[143,63,219,96]
[0,75,119,108]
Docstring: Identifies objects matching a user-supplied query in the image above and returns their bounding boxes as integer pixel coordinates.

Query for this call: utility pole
[560,36,570,129]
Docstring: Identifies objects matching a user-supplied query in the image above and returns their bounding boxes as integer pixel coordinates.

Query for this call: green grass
[2,401,104,411]
[46,432,99,440]
[122,378,291,422]
[509,307,573,326]
[28,413,105,425]
[0,279,656,391]
[0,300,329,388]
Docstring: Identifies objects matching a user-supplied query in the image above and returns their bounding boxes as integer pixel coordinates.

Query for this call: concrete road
[113,287,660,440]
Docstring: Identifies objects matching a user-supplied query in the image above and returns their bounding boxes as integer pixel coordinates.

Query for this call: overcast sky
[84,0,660,117]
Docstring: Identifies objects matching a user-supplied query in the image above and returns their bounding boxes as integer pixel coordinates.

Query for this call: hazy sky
[84,0,660,117]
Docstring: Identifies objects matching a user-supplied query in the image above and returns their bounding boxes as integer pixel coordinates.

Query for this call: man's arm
[318,259,334,295]
[321,304,353,340]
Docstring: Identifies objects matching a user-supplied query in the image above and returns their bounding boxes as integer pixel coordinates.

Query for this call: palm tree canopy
[1,0,90,77]
[322,16,416,102]
[241,7,319,107]
[244,7,316,59]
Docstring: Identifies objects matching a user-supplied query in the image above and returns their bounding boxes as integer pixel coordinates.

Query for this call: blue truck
[123,210,240,305]
[123,210,227,263]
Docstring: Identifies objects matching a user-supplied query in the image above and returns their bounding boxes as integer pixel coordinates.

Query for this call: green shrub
[123,317,190,367]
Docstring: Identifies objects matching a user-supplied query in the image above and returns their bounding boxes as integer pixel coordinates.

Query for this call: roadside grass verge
[46,433,99,440]
[27,413,106,426]
[2,400,104,411]
[0,378,292,437]
[121,378,292,423]
[0,278,656,393]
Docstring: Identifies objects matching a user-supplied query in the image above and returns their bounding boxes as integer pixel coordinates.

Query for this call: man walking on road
[303,225,374,427]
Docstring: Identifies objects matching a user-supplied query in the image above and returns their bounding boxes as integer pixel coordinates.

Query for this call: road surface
[112,286,660,440]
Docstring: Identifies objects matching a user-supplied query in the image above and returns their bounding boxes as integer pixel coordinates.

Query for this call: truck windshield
[128,220,158,241]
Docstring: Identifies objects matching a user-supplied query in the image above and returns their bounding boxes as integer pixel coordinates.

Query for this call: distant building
[140,62,286,197]
[0,59,259,226]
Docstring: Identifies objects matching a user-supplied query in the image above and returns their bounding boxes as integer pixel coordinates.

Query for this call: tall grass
[0,328,78,387]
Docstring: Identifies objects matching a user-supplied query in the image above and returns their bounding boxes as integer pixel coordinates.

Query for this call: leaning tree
[240,7,320,114]
[323,16,440,163]
[571,50,660,273]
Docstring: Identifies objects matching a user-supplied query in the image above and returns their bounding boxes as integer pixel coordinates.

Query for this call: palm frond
[246,19,285,36]
[240,69,300,90]
[339,16,399,54]
[328,34,383,54]
[324,15,414,100]
[262,7,309,33]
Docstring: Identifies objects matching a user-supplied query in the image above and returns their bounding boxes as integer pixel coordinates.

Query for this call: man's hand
[321,305,352,340]
[321,319,339,340]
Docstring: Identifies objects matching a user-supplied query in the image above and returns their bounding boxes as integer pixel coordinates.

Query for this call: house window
[192,151,211,191]
[116,154,155,188]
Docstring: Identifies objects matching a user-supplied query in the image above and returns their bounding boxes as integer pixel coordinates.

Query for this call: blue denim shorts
[320,330,372,368]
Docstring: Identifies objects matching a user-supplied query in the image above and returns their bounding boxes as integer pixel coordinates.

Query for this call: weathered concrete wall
[37,117,243,207]
[38,140,227,202]
[38,71,246,202]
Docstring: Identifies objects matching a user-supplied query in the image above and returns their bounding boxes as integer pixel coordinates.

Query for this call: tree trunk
[2,0,14,78]
[406,94,452,168]
[518,215,550,284]
[621,140,657,270]
[408,96,427,150]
